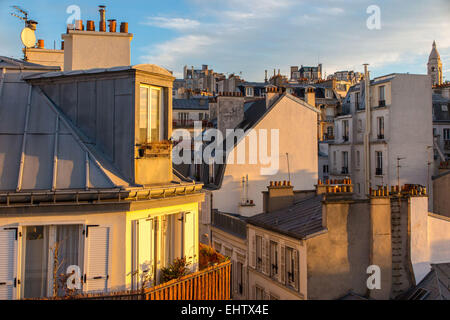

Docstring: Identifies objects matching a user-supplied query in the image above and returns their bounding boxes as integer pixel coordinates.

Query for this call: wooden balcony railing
[143,261,231,300]
[38,260,231,301]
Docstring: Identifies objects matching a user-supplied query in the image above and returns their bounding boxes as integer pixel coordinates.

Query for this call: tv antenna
[10,5,38,49]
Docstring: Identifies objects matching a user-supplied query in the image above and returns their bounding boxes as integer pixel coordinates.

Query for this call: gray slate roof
[0,77,117,191]
[432,94,450,122]
[398,263,450,300]
[0,56,61,71]
[173,98,209,110]
[247,195,325,240]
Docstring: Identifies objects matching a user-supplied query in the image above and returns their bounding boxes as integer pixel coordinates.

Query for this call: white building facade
[329,74,433,199]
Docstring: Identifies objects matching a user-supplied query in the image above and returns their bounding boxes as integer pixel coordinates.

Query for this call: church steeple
[428,40,443,86]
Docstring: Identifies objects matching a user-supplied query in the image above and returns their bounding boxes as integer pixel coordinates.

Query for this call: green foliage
[160,257,191,283]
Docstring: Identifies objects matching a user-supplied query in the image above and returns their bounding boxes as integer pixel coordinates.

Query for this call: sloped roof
[173,98,209,110]
[432,94,450,122]
[23,64,173,81]
[0,78,122,192]
[185,93,320,190]
[398,263,450,300]
[429,41,441,61]
[0,56,61,71]
[247,195,325,239]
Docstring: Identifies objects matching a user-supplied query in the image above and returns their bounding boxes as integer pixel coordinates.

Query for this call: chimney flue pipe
[99,5,106,32]
[120,22,128,33]
[108,19,116,32]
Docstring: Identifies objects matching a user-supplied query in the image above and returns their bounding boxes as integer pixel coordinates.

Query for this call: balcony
[342,135,349,142]
[323,134,334,141]
[37,244,231,300]
[376,168,383,176]
[378,100,386,107]
[377,134,385,140]
[341,167,349,174]
[173,119,213,128]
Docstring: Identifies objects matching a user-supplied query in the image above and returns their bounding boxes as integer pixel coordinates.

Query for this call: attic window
[139,85,163,144]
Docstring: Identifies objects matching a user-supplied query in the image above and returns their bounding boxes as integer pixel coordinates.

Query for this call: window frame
[376,151,383,175]
[139,84,164,144]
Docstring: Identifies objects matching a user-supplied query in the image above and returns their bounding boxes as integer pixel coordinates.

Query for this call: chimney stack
[37,39,44,49]
[263,180,294,213]
[265,85,280,109]
[305,87,316,107]
[99,5,106,32]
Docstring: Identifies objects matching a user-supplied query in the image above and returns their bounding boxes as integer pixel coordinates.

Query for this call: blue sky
[1,0,449,81]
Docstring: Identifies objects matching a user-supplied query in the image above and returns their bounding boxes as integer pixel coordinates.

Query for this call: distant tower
[427,41,443,86]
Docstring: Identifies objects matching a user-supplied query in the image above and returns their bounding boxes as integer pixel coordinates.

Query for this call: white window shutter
[294,249,299,291]
[0,228,18,300]
[184,212,196,266]
[280,245,285,284]
[84,225,111,293]
[138,218,155,287]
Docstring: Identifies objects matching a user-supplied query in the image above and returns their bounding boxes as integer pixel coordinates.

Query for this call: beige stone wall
[369,197,392,299]
[428,213,450,263]
[62,31,132,71]
[24,48,64,70]
[433,172,450,217]
[306,201,371,300]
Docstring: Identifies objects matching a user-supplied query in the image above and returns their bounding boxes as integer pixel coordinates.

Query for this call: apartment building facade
[329,74,433,199]
[245,181,450,300]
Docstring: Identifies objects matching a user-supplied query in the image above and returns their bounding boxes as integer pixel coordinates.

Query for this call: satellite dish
[20,27,36,48]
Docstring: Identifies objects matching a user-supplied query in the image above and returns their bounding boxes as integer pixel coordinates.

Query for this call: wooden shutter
[280,245,285,284]
[0,228,18,300]
[250,231,256,268]
[294,249,299,291]
[232,261,237,295]
[84,225,111,293]
[263,239,269,275]
[184,212,196,266]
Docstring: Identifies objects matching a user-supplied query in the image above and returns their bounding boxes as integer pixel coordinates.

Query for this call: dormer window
[139,85,163,144]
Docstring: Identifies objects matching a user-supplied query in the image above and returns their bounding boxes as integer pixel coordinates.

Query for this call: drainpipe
[363,64,371,196]
[0,68,5,99]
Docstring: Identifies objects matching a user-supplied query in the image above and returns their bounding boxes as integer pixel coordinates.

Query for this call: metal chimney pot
[99,5,106,32]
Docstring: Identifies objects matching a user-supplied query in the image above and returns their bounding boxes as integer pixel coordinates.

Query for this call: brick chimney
[263,180,294,213]
[265,85,280,109]
[62,5,133,71]
[216,92,245,136]
[305,86,316,107]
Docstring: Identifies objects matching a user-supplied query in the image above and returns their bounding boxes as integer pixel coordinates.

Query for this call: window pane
[150,88,161,142]
[23,226,49,299]
[56,225,81,296]
[139,87,148,144]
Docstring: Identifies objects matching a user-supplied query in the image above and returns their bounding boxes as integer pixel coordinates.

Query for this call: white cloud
[317,7,345,15]
[143,17,200,31]
[138,0,450,81]
[140,35,214,70]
